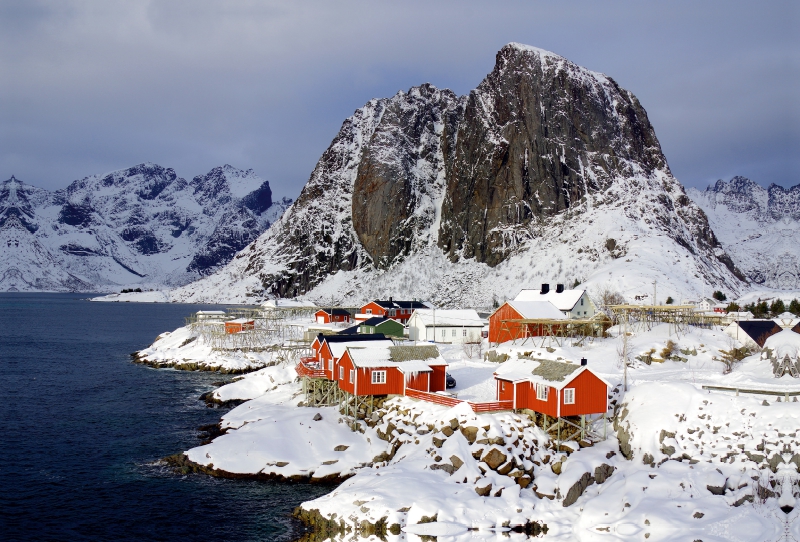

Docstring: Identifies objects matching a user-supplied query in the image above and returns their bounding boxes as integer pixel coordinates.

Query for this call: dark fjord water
[1,293,330,542]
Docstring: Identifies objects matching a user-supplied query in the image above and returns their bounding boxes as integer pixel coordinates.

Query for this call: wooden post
[580,414,585,441]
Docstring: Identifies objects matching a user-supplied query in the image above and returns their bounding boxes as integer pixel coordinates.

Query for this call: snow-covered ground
[134,323,280,372]
[161,319,800,540]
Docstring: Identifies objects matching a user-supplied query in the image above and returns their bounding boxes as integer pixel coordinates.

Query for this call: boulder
[562,472,595,507]
[482,448,507,470]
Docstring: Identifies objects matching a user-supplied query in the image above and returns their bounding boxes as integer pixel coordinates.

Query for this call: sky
[1,0,798,198]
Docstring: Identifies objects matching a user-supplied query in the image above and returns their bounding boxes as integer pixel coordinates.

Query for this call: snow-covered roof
[763,329,800,359]
[409,309,484,327]
[330,340,394,359]
[227,318,254,324]
[196,310,225,315]
[513,288,587,311]
[345,345,447,369]
[494,357,608,390]
[505,300,566,320]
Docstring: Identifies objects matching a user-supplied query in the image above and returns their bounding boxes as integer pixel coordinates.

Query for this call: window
[339,366,344,380]
[462,329,467,337]
[536,383,549,401]
[580,298,584,306]
[349,370,355,383]
[501,382,506,391]
[389,309,395,317]
[564,388,575,404]
[366,308,372,314]
[371,370,386,384]
[452,329,456,337]
[328,359,333,372]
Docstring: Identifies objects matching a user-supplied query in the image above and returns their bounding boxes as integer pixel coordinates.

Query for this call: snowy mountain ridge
[0,163,290,292]
[687,176,800,289]
[172,43,745,306]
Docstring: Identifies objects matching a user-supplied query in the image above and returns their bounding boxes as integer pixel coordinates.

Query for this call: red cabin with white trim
[494,358,608,417]
[224,319,254,334]
[314,308,352,324]
[335,345,447,396]
[488,301,566,344]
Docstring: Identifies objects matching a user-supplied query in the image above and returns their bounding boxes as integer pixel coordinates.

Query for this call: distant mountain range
[170,43,746,306]
[0,163,290,292]
[687,177,800,290]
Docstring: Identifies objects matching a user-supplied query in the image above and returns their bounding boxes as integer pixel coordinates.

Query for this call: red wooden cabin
[357,298,428,324]
[304,334,393,380]
[224,319,255,334]
[335,345,447,396]
[488,301,566,344]
[315,308,352,324]
[494,358,608,416]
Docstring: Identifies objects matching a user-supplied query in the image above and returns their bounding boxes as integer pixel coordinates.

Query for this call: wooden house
[224,318,255,334]
[315,308,352,324]
[407,309,485,344]
[335,344,448,396]
[514,284,596,319]
[723,320,782,349]
[308,333,390,379]
[494,358,609,417]
[356,298,429,323]
[358,317,405,338]
[488,300,565,344]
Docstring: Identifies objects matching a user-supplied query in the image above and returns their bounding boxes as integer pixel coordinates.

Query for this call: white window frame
[366,308,372,314]
[339,366,344,380]
[536,383,549,401]
[452,329,457,337]
[349,369,355,383]
[371,370,386,384]
[441,329,446,338]
[563,388,575,405]
[328,358,333,372]
[462,328,467,337]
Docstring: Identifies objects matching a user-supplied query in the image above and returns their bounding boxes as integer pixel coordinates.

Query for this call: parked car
[445,372,456,389]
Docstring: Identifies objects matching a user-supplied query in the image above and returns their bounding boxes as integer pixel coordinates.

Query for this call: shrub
[712,290,727,301]
[790,299,800,316]
[665,296,674,305]
[660,340,677,360]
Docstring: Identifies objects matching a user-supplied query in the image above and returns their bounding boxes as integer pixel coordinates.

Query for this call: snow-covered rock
[172,43,745,306]
[0,164,290,292]
[688,176,800,290]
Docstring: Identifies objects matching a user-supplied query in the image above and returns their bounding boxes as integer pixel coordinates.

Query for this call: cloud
[1,0,797,194]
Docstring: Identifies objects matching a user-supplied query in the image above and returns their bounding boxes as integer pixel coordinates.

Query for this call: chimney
[580,358,588,366]
[556,284,565,293]
[389,296,393,303]
[540,283,550,294]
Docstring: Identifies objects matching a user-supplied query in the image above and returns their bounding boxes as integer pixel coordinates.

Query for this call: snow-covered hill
[0,164,290,292]
[687,177,800,290]
[172,43,744,306]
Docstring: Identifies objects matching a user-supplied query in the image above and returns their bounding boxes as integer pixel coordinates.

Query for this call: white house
[513,284,596,319]
[407,309,485,344]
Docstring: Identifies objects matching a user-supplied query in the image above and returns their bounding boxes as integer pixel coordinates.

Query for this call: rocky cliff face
[687,177,800,289]
[0,164,290,292]
[173,43,745,305]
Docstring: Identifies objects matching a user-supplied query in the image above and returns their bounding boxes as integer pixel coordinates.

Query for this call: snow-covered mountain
[687,177,800,289]
[169,43,746,306]
[0,164,290,292]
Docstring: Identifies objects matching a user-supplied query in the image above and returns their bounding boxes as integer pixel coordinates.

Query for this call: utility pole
[653,280,657,306]
[623,308,628,392]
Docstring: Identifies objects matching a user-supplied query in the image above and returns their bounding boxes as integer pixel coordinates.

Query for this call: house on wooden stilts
[494,357,609,444]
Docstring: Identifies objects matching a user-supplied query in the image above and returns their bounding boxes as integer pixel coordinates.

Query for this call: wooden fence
[405,389,513,412]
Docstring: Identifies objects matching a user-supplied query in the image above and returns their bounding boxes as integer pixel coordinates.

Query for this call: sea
[1,292,331,542]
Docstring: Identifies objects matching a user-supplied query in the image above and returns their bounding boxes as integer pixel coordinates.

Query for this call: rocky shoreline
[131,351,260,374]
